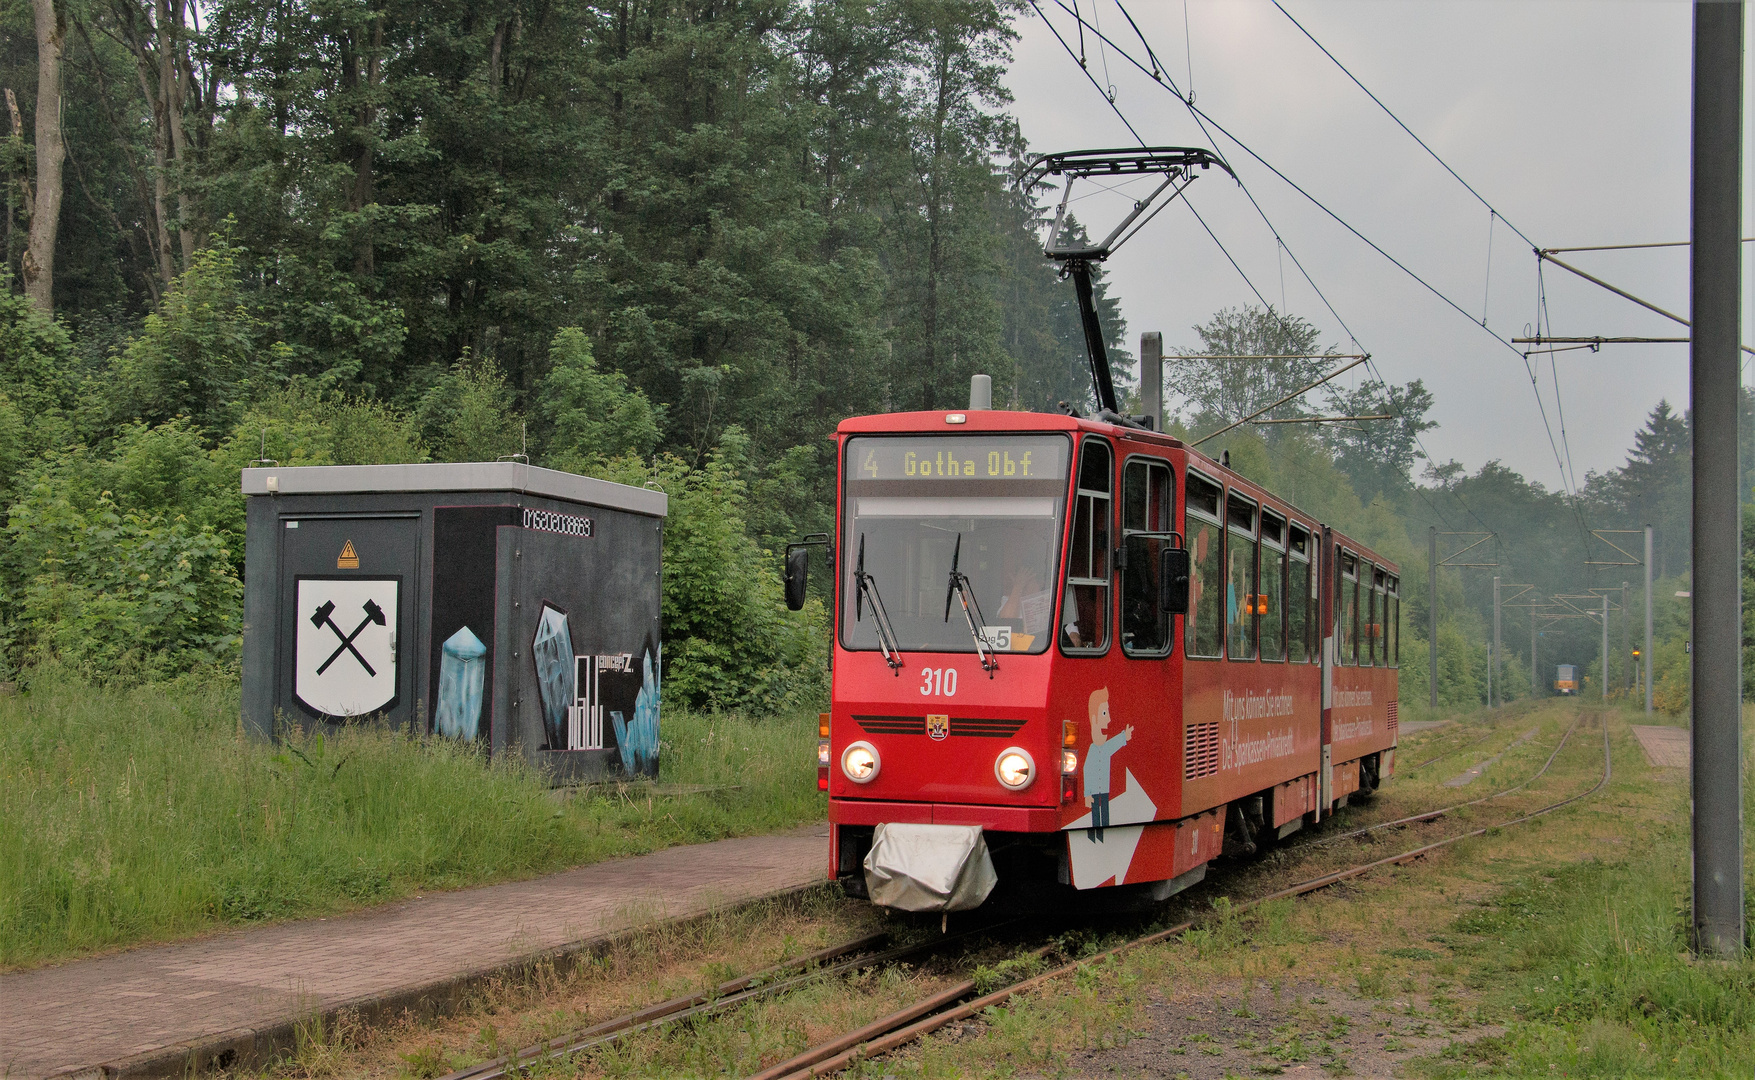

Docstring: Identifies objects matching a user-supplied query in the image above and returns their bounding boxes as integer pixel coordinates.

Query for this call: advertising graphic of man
[1083,687,1133,842]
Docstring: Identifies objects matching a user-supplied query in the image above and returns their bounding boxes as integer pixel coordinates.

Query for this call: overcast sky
[1003,0,1754,491]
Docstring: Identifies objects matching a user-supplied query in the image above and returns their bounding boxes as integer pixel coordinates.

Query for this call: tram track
[1303,711,1583,851]
[1404,703,1540,772]
[434,713,1609,1080]
[751,714,1612,1080]
[430,921,1032,1080]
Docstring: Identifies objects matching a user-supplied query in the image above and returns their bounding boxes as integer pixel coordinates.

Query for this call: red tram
[797,409,1400,909]
[784,148,1401,910]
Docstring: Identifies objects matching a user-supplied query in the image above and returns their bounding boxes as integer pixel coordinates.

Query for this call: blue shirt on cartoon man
[1085,727,1129,796]
[1083,686,1133,842]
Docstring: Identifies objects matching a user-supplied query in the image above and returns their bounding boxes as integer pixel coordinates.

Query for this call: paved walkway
[0,826,827,1079]
[1631,725,1690,769]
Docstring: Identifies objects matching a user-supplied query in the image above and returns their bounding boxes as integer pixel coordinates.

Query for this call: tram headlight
[841,741,880,784]
[995,747,1036,791]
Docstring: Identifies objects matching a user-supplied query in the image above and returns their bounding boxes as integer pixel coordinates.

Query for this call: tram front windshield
[841,434,1069,655]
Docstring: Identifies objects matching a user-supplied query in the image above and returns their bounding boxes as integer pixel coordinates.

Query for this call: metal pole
[1530,608,1537,698]
[1140,332,1163,432]
[1428,527,1438,709]
[1492,577,1501,707]
[1645,524,1654,713]
[1601,594,1609,701]
[1688,0,1744,959]
[1621,582,1630,697]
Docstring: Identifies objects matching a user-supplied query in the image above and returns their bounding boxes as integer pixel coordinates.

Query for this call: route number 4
[920,667,959,697]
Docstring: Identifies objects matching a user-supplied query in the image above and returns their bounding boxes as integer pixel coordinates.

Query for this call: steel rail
[433,920,1029,1080]
[428,932,887,1080]
[758,718,1613,1080]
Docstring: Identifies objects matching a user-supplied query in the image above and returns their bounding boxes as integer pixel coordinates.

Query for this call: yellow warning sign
[337,540,359,569]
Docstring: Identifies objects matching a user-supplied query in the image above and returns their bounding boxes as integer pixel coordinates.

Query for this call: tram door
[1117,450,1178,744]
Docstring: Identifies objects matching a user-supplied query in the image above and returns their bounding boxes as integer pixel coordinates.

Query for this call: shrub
[412,357,524,462]
[5,485,242,681]
[604,428,827,712]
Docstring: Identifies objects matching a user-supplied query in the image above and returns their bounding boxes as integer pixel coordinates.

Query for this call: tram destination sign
[850,435,1068,484]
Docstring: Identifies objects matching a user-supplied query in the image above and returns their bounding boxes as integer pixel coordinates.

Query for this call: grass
[0,665,823,968]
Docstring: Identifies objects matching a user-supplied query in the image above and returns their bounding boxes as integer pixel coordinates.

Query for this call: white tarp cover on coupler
[863,823,998,912]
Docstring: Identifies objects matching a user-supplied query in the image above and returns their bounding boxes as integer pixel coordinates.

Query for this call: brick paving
[0,826,827,1079]
[1631,724,1690,769]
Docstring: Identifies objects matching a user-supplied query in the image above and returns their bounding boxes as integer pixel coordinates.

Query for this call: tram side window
[1226,493,1258,661]
[1288,525,1311,663]
[1060,439,1112,652]
[1184,472,1224,659]
[1121,458,1174,656]
[1388,577,1400,666]
[1371,569,1387,666]
[1363,571,1378,667]
[1260,512,1287,661]
[1337,551,1357,665]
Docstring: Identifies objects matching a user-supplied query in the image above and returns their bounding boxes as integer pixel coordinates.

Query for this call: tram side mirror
[1161,547,1191,615]
[784,546,810,611]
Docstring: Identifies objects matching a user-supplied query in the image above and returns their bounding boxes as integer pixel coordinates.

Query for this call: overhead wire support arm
[1533,248,1755,357]
[1586,529,1648,567]
[1541,238,1754,253]
[1190,356,1367,446]
[1022,147,1234,418]
[1437,532,1498,569]
[1165,353,1369,361]
[1251,414,1391,426]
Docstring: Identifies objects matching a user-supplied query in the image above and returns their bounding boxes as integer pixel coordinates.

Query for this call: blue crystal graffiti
[532,603,575,750]
[610,645,661,775]
[435,626,487,739]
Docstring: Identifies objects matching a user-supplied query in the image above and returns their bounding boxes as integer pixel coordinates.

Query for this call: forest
[0,0,1742,712]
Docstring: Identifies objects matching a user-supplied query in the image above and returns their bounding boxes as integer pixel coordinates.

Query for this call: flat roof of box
[242,462,667,517]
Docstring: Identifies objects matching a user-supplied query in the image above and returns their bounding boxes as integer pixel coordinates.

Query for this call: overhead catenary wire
[1029,0,1470,535]
[1063,0,1575,487]
[1045,0,1584,544]
[1264,0,1686,522]
[1269,0,1541,251]
[1095,0,1530,528]
[1089,3,1497,537]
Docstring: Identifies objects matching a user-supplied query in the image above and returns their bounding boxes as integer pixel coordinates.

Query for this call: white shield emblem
[296,578,400,717]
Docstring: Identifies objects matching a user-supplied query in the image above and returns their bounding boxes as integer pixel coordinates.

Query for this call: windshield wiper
[854,533,904,674]
[943,534,999,677]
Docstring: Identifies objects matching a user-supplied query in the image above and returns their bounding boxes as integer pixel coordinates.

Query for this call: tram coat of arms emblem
[927,714,950,741]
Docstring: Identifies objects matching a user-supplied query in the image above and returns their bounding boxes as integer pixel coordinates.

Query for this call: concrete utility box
[240,462,666,782]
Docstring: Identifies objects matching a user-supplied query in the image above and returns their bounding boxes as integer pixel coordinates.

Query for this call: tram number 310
[919,667,959,697]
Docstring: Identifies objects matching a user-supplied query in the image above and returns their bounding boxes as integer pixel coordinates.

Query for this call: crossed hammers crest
[311,598,387,676]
